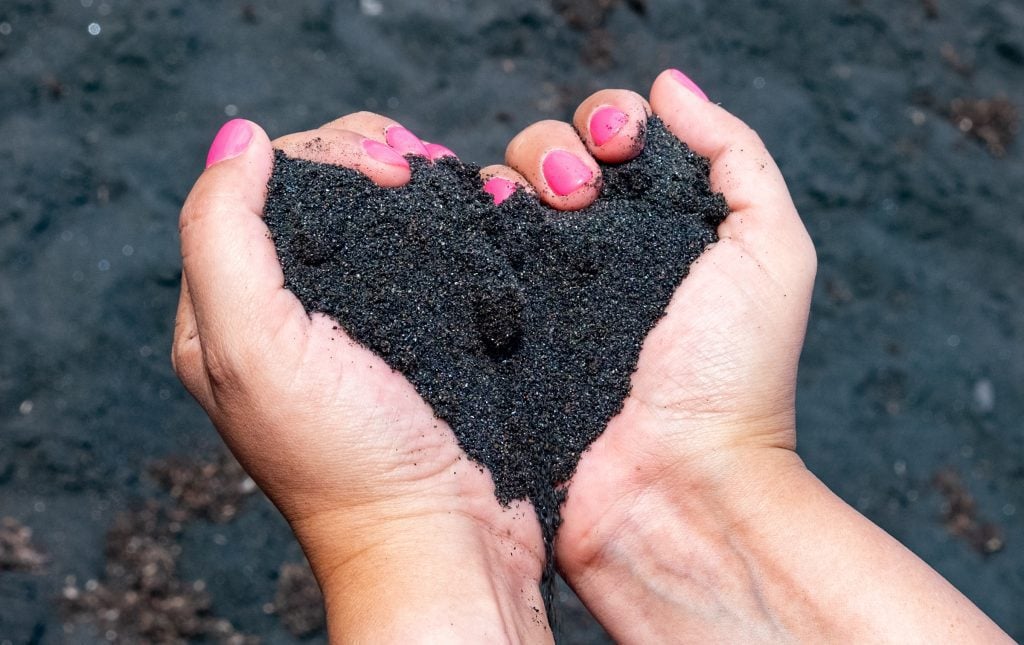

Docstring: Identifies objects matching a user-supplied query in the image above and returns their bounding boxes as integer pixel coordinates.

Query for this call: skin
[173,69,1012,642]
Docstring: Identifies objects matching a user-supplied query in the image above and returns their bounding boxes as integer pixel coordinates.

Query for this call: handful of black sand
[263,117,728,559]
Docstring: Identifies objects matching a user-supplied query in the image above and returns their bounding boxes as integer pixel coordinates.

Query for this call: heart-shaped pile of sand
[264,117,727,541]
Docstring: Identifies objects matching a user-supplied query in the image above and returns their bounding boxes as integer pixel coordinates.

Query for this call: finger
[274,128,412,188]
[649,69,816,284]
[320,111,429,158]
[649,69,793,214]
[573,89,651,164]
[505,120,601,211]
[180,119,302,368]
[479,164,533,205]
[422,141,458,162]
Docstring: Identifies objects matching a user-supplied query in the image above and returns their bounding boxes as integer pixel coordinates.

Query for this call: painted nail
[385,125,429,157]
[206,119,253,168]
[669,69,709,101]
[589,106,629,146]
[483,177,518,205]
[362,139,410,168]
[542,150,594,197]
[424,142,458,161]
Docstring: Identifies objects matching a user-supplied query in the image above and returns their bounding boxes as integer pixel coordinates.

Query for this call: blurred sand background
[1,0,1021,641]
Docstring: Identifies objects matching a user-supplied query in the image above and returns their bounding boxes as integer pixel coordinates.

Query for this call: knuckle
[179,187,215,234]
[171,327,196,377]
[171,339,200,389]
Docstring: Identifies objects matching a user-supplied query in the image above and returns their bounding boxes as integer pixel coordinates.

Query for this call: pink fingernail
[362,139,410,168]
[669,69,709,101]
[483,177,518,205]
[590,106,629,146]
[205,119,253,168]
[424,142,458,161]
[385,125,429,157]
[542,150,594,197]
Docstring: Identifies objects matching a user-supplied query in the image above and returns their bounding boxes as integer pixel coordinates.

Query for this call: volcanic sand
[263,117,728,562]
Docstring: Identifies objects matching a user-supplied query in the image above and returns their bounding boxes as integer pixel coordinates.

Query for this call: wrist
[557,403,804,577]
[560,439,1012,644]
[293,507,552,643]
[558,440,809,643]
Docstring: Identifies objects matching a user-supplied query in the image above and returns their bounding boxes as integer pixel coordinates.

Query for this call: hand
[553,71,816,568]
[173,115,551,642]
[533,70,1009,643]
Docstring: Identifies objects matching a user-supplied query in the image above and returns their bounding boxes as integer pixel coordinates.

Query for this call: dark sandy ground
[1,0,1021,642]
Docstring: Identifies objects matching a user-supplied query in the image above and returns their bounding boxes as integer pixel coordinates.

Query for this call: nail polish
[424,142,457,161]
[590,106,629,146]
[669,69,709,101]
[385,125,429,157]
[363,139,410,168]
[206,119,253,168]
[542,150,594,197]
[483,177,518,205]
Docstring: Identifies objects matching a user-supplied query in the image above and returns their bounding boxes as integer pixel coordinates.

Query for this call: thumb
[179,119,287,360]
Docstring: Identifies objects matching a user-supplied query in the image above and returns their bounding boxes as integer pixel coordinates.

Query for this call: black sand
[263,118,728,553]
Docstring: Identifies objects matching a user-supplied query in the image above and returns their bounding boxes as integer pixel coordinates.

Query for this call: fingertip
[589,106,629,147]
[650,68,751,162]
[666,68,710,101]
[506,120,601,211]
[424,142,458,162]
[483,177,518,205]
[362,138,410,168]
[384,124,429,157]
[573,89,649,164]
[650,68,711,117]
[205,119,272,170]
[272,129,412,188]
[359,138,412,188]
[542,150,596,197]
[479,165,531,205]
[321,112,429,161]
[189,119,274,226]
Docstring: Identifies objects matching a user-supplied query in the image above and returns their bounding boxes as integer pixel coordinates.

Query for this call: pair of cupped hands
[173,69,816,640]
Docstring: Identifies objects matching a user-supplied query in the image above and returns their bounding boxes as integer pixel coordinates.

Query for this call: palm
[557,231,812,564]
[216,295,545,564]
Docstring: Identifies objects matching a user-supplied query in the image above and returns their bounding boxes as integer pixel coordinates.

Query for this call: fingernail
[385,125,429,157]
[590,106,629,146]
[424,142,458,161]
[362,139,410,168]
[483,177,518,205]
[206,119,253,168]
[542,150,594,197]
[669,69,709,101]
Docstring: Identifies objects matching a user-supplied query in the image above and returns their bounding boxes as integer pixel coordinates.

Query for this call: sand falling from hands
[263,117,729,572]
